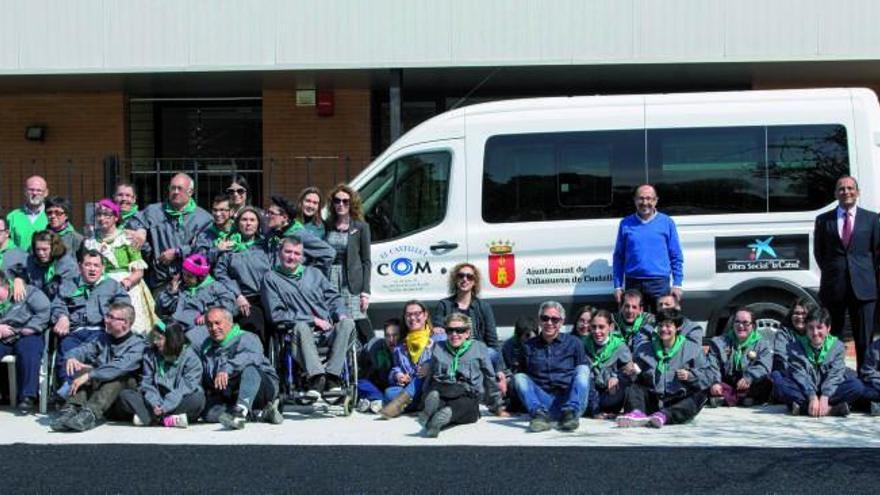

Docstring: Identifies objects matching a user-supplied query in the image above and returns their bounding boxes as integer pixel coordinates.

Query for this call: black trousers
[67,376,138,419]
[239,295,270,353]
[624,383,706,425]
[116,389,206,425]
[825,285,875,372]
[439,394,480,427]
[355,318,374,346]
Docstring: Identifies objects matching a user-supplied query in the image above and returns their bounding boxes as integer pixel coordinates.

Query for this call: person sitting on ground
[614,289,654,350]
[117,320,205,428]
[501,316,537,413]
[772,298,815,373]
[419,313,508,437]
[771,307,864,417]
[51,249,131,390]
[380,300,438,419]
[655,292,703,344]
[584,310,636,419]
[514,301,590,433]
[617,308,710,428]
[356,318,400,414]
[193,194,237,265]
[706,307,772,408]
[261,236,355,402]
[158,253,237,347]
[0,270,51,413]
[265,195,334,273]
[44,196,83,257]
[200,307,283,429]
[570,305,597,338]
[859,337,880,416]
[85,199,157,335]
[7,229,77,302]
[50,302,146,432]
[214,206,273,350]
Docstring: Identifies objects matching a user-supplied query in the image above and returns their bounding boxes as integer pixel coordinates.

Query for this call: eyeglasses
[226,188,247,195]
[404,310,424,319]
[540,315,563,325]
[267,209,285,217]
[446,326,470,335]
[332,197,350,206]
[95,211,116,218]
[46,210,66,217]
[733,321,753,327]
[456,272,475,281]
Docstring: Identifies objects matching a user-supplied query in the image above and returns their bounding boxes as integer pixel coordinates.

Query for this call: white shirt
[836,205,857,239]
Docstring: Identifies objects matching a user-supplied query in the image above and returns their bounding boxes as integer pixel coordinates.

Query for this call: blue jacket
[520,333,588,393]
[612,212,684,288]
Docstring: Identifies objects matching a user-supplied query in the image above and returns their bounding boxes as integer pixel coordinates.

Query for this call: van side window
[767,125,849,212]
[483,130,644,222]
[360,151,451,242]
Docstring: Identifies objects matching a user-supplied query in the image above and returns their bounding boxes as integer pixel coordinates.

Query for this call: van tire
[727,301,789,339]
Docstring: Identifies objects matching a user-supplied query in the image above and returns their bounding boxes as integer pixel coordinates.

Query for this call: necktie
[842,211,853,248]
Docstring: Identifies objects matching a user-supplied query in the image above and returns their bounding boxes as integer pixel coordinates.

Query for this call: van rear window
[482,124,848,223]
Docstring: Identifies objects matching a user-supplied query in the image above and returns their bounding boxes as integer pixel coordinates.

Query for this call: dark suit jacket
[814,206,880,302]
[328,219,372,295]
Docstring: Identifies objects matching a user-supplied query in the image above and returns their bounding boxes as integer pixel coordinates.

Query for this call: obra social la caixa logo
[487,240,515,288]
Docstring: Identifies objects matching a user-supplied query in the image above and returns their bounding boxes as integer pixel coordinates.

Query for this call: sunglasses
[226,188,247,195]
[446,326,470,335]
[456,272,475,281]
[540,315,563,324]
[332,197,350,206]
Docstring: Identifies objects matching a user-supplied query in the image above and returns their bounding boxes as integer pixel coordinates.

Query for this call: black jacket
[814,207,880,302]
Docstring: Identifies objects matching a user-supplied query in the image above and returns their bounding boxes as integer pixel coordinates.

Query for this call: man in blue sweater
[613,184,684,312]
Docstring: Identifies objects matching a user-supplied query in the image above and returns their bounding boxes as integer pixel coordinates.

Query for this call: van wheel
[727,301,788,339]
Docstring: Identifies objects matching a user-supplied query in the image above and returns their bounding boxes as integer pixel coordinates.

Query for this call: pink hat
[182,254,211,277]
[96,198,121,219]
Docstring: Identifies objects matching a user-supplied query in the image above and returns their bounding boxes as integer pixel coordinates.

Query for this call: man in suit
[814,175,880,372]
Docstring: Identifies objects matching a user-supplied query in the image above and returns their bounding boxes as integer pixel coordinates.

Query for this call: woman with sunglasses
[418,313,508,437]
[325,184,373,344]
[380,300,437,419]
[225,175,252,218]
[296,186,326,239]
[83,199,158,335]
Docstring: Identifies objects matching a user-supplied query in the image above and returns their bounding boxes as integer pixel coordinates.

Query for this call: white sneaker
[356,398,371,413]
[132,415,145,427]
[164,413,189,428]
[369,400,383,414]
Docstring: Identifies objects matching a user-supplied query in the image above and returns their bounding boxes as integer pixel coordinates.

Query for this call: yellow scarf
[405,327,431,365]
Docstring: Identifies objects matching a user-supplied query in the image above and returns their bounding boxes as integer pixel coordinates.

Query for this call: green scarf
[446,339,473,379]
[727,329,761,371]
[274,264,305,279]
[0,284,13,316]
[120,205,139,225]
[210,224,234,245]
[71,275,108,299]
[43,262,56,285]
[227,232,256,253]
[797,334,838,367]
[652,333,685,373]
[52,223,74,237]
[164,199,197,226]
[203,324,244,354]
[187,275,215,296]
[375,346,392,373]
[584,333,625,370]
[616,312,645,339]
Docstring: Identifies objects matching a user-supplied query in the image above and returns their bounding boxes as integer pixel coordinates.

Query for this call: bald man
[6,176,49,250]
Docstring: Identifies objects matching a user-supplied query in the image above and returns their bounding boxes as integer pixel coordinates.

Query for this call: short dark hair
[655,308,684,328]
[785,297,816,329]
[45,196,72,214]
[383,318,401,332]
[77,248,103,264]
[212,194,231,205]
[514,316,538,341]
[621,289,643,306]
[632,184,657,198]
[805,307,832,328]
[228,174,250,193]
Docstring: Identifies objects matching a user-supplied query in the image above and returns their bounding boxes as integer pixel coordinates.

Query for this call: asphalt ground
[1,444,877,493]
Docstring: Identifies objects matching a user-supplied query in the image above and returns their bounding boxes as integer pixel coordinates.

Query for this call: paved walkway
[3,403,879,448]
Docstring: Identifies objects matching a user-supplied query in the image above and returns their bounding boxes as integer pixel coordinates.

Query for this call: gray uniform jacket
[585,339,633,390]
[7,253,78,300]
[706,333,772,385]
[267,227,335,275]
[425,340,502,410]
[192,225,234,266]
[860,339,880,392]
[0,285,51,344]
[58,229,84,258]
[633,337,710,400]
[784,337,847,398]
[200,329,278,385]
[68,332,147,383]
[260,265,349,326]
[681,318,704,344]
[772,327,799,372]
[156,279,238,330]
[215,242,272,298]
[51,276,131,328]
[130,202,212,286]
[0,247,27,278]
[140,345,204,412]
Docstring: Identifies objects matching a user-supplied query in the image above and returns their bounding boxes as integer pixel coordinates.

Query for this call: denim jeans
[514,364,591,419]
[770,370,864,407]
[624,276,670,312]
[588,380,628,416]
[357,379,385,401]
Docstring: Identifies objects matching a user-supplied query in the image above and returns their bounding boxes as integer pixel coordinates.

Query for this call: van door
[359,140,467,321]
[464,101,646,324]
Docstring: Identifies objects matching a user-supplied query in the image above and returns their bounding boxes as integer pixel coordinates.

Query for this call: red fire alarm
[316,90,334,117]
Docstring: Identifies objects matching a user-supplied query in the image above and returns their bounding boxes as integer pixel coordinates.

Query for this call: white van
[352,88,880,337]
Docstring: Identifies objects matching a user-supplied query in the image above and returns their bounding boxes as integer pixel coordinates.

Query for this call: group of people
[2,172,880,438]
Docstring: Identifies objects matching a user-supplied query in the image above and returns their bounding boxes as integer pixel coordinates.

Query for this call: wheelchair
[272,324,359,416]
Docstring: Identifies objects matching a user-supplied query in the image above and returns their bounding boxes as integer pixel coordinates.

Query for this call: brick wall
[262,88,372,205]
[0,91,126,226]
